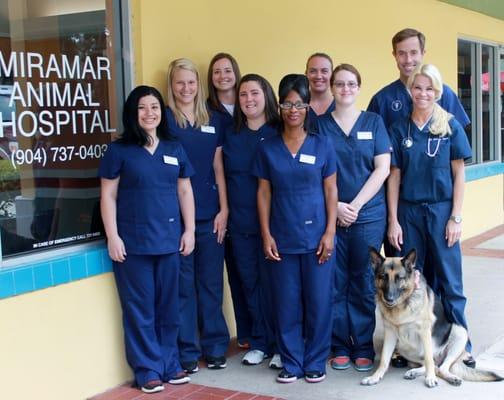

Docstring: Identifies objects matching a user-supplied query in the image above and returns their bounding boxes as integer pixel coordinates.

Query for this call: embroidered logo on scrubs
[391,100,402,111]
[299,154,316,164]
[163,155,179,165]
[169,218,175,222]
[201,125,216,134]
[305,220,313,225]
[357,131,373,140]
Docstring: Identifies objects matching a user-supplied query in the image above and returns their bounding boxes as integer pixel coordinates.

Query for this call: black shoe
[463,354,476,368]
[391,353,408,368]
[167,371,191,385]
[181,360,199,374]
[206,355,227,369]
[276,369,297,383]
[141,380,164,394]
[305,371,326,383]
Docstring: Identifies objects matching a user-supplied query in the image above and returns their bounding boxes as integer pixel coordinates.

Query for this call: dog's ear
[402,248,417,272]
[369,247,385,271]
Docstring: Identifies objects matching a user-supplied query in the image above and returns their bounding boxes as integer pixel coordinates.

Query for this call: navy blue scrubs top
[210,104,234,131]
[98,139,194,255]
[389,117,472,204]
[223,123,278,234]
[166,107,223,221]
[367,79,470,129]
[308,98,336,133]
[252,133,337,253]
[318,111,392,224]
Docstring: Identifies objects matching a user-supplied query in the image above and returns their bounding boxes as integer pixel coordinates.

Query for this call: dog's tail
[451,361,504,382]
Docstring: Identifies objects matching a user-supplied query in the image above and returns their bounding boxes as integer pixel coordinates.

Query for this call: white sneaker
[269,353,283,369]
[242,349,266,365]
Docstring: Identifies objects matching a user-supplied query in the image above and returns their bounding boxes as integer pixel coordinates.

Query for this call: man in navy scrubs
[367,28,474,369]
[367,28,469,130]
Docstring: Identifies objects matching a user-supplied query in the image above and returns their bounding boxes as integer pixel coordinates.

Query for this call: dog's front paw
[403,370,417,380]
[424,375,438,388]
[361,374,382,386]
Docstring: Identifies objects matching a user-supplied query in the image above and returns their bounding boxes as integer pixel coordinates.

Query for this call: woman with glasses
[207,53,252,352]
[318,64,391,373]
[99,86,194,393]
[253,74,337,383]
[223,74,279,367]
[166,58,230,373]
[305,53,335,132]
[387,64,473,364]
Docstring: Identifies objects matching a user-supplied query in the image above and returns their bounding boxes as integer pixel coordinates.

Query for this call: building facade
[0,1,503,398]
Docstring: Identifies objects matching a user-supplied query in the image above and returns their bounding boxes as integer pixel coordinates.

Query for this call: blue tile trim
[33,263,53,290]
[466,162,504,182]
[13,268,35,295]
[0,271,15,299]
[52,259,70,286]
[0,245,111,300]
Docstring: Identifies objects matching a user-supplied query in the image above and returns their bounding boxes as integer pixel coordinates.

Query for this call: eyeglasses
[333,81,359,89]
[279,102,309,110]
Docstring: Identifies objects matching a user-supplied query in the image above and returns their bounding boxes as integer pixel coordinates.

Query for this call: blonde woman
[166,58,229,372]
[387,63,474,365]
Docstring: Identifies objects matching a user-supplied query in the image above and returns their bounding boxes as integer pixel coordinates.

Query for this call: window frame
[458,36,502,165]
[0,0,131,269]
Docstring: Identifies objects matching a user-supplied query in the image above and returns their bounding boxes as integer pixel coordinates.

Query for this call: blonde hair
[407,64,453,137]
[167,58,209,129]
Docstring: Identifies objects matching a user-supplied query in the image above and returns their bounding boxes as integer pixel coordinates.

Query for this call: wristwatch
[449,215,462,224]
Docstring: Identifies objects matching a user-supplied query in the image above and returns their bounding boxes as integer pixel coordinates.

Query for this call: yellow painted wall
[131,0,504,109]
[1,1,503,399]
[463,175,504,239]
[0,274,130,399]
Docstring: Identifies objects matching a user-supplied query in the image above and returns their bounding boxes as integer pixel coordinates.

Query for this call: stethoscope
[402,120,442,157]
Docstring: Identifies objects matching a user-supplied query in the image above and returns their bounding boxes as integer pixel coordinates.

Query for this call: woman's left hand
[317,231,335,264]
[445,220,462,247]
[213,209,228,244]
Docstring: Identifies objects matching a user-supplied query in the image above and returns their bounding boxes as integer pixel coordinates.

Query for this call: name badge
[163,155,178,166]
[357,131,373,140]
[299,154,316,164]
[201,125,216,134]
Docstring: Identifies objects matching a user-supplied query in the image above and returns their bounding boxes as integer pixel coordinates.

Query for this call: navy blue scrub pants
[113,253,181,386]
[332,220,385,360]
[229,232,276,354]
[270,251,334,377]
[398,200,471,352]
[178,219,229,362]
[225,233,252,345]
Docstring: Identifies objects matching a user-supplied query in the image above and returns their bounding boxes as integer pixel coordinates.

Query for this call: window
[0,0,124,259]
[457,39,502,164]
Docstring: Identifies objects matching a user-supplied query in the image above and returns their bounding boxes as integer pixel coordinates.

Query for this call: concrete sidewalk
[190,238,504,399]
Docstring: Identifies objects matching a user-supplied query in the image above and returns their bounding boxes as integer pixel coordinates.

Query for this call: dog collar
[414,270,420,289]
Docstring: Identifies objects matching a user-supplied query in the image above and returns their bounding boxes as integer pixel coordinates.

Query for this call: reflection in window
[0,0,122,258]
[457,39,501,165]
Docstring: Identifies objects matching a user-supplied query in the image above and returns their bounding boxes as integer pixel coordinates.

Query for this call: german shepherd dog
[361,248,503,388]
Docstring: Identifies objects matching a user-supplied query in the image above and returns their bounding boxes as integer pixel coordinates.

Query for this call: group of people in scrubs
[99,27,474,393]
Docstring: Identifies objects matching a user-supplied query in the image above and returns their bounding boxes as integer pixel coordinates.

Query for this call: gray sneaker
[269,353,283,369]
[242,349,266,365]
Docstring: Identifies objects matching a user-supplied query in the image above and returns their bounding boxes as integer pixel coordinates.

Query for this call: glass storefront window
[481,44,496,162]
[0,0,123,259]
[457,39,501,165]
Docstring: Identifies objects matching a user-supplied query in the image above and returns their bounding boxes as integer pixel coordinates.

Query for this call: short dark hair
[278,74,311,132]
[305,52,334,72]
[119,85,172,146]
[331,63,362,87]
[234,73,280,131]
[392,28,426,53]
[207,53,241,112]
